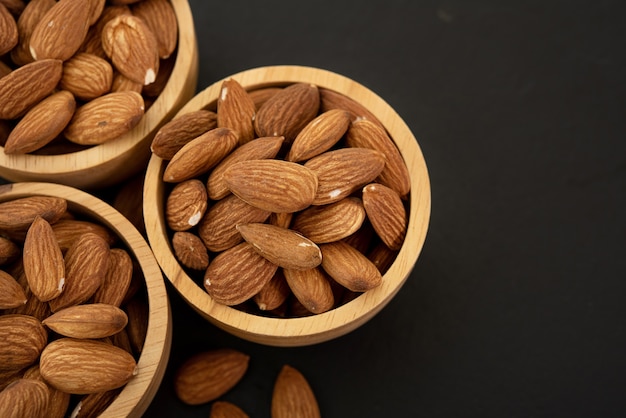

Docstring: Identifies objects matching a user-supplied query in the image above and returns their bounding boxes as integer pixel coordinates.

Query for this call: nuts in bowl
[0,0,198,189]
[144,65,431,346]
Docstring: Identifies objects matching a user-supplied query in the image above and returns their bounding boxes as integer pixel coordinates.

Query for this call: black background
[134,0,621,416]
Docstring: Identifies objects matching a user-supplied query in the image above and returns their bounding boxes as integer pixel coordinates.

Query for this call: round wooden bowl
[0,0,198,190]
[0,182,171,417]
[144,65,431,347]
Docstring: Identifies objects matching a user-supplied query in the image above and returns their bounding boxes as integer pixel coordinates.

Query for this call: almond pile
[0,0,178,155]
[0,195,150,417]
[154,78,411,317]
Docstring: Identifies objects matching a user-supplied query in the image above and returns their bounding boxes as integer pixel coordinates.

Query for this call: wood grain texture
[0,0,198,190]
[144,65,431,347]
[0,182,171,418]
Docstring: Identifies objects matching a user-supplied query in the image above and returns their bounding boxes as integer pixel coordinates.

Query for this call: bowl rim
[144,65,431,347]
[0,182,171,418]
[0,0,199,190]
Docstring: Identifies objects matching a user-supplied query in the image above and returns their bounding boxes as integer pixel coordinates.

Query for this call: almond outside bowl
[0,0,198,190]
[0,182,171,417]
[143,65,431,347]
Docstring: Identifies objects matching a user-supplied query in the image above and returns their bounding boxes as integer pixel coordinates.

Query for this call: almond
[362,183,407,250]
[217,78,257,144]
[124,295,148,355]
[23,215,66,302]
[60,53,113,101]
[51,218,117,252]
[166,179,208,231]
[112,174,145,235]
[43,303,128,339]
[174,348,250,405]
[0,0,26,15]
[223,159,318,213]
[292,197,366,243]
[151,109,218,160]
[40,338,137,394]
[304,147,385,205]
[0,236,20,265]
[286,109,351,162]
[0,58,63,119]
[0,269,27,309]
[64,91,144,145]
[29,0,90,61]
[91,248,134,307]
[10,0,56,66]
[111,71,143,93]
[141,52,175,97]
[49,232,110,312]
[0,314,47,372]
[131,0,177,59]
[101,14,160,85]
[320,240,382,292]
[87,0,106,25]
[80,5,131,58]
[346,118,411,197]
[0,368,24,392]
[210,401,250,418]
[0,378,50,418]
[319,87,384,129]
[70,388,122,418]
[253,269,291,311]
[0,3,18,56]
[237,223,322,270]
[163,127,239,183]
[271,365,321,418]
[204,242,278,306]
[22,364,70,418]
[269,212,293,229]
[207,136,284,200]
[283,267,334,314]
[367,241,399,274]
[248,86,281,109]
[254,82,320,143]
[4,261,51,321]
[197,194,271,253]
[4,90,76,155]
[172,231,209,270]
[0,195,67,233]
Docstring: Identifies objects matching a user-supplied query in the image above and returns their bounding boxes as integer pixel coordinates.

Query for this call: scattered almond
[271,365,321,418]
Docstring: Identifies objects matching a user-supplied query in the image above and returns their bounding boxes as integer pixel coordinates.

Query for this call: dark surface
[145,0,622,417]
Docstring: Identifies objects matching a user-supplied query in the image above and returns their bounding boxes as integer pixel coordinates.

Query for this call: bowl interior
[144,65,430,347]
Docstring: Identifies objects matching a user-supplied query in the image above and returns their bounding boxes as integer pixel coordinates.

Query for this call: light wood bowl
[0,0,198,190]
[144,65,431,347]
[0,182,171,417]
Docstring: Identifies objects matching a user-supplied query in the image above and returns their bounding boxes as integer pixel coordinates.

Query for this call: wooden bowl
[0,0,198,190]
[0,182,171,417]
[144,65,431,347]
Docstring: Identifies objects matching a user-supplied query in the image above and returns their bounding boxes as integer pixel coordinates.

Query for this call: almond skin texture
[4,262,52,321]
[163,127,239,183]
[40,338,137,394]
[320,240,382,292]
[10,0,56,66]
[271,365,321,418]
[292,197,366,244]
[151,109,218,160]
[23,215,66,302]
[174,349,250,406]
[210,401,250,418]
[253,269,291,311]
[254,82,320,143]
[237,223,322,270]
[29,0,90,61]
[0,314,47,372]
[166,179,208,231]
[0,3,18,56]
[51,218,116,253]
[60,53,113,101]
[223,159,319,213]
[204,242,278,306]
[217,78,257,144]
[4,90,76,154]
[0,378,50,418]
[362,183,408,250]
[172,231,209,270]
[70,388,122,418]
[0,195,67,233]
[22,364,71,418]
[0,269,27,309]
[42,303,128,339]
[0,58,63,119]
[0,236,20,265]
[131,0,177,59]
[287,109,351,162]
[304,147,385,205]
[91,247,133,307]
[64,91,144,145]
[346,118,411,197]
[319,87,384,129]
[283,267,335,314]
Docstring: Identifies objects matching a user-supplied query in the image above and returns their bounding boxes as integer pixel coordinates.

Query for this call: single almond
[342,220,375,254]
[304,147,385,205]
[131,0,177,59]
[362,183,407,250]
[0,314,47,372]
[0,195,67,233]
[223,159,318,213]
[174,349,250,405]
[0,0,26,15]
[367,241,399,274]
[172,231,209,270]
[253,269,291,311]
[248,86,281,109]
[166,179,208,231]
[80,5,131,58]
[64,91,144,145]
[210,401,250,418]
[319,240,382,292]
[87,0,106,25]
[0,378,50,418]
[319,87,384,129]
[10,0,56,66]
[271,365,321,418]
[29,0,90,61]
[4,90,76,154]
[163,127,239,183]
[0,58,63,119]
[91,248,134,307]
[254,82,320,143]
[60,52,113,101]
[283,267,335,314]
[269,212,293,229]
[43,303,128,339]
[111,71,143,93]
[151,109,218,160]
[0,236,20,265]
[124,295,148,356]
[4,261,51,321]
[292,197,366,243]
[217,78,257,144]
[237,223,322,270]
[51,218,117,252]
[70,388,122,418]
[40,338,137,394]
[204,242,278,306]
[0,269,27,309]
[22,364,71,418]
[0,3,18,56]
[286,109,351,162]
